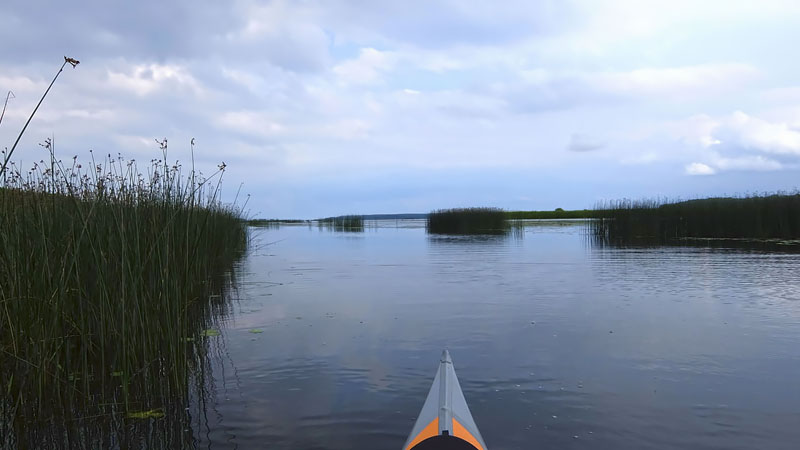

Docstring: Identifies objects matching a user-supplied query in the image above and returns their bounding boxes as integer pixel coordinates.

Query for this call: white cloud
[333,48,396,85]
[0,75,46,95]
[685,162,715,175]
[711,153,782,171]
[592,63,760,98]
[221,68,263,92]
[685,155,780,175]
[107,64,204,97]
[320,118,370,140]
[229,0,330,72]
[669,111,800,172]
[493,63,760,114]
[725,111,800,155]
[217,111,286,138]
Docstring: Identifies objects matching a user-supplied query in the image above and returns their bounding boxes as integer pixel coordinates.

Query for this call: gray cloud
[322,0,573,48]
[2,0,799,217]
[0,1,239,61]
[567,133,604,152]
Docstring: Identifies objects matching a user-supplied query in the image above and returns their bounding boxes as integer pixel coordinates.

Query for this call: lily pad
[111,371,123,377]
[127,408,165,419]
[202,329,221,337]
[248,329,264,334]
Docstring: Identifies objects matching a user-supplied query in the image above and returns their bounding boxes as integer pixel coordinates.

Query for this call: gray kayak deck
[403,350,488,450]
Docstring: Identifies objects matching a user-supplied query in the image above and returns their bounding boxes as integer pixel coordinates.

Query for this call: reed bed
[318,215,364,232]
[0,143,247,448]
[590,193,800,243]
[248,218,310,226]
[426,207,507,235]
[505,209,595,220]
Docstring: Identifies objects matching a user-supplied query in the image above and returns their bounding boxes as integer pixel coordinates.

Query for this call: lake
[191,219,800,449]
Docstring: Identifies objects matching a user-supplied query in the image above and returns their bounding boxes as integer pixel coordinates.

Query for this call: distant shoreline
[247,209,594,223]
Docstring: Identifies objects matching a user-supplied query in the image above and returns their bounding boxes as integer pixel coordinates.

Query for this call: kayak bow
[403,350,488,450]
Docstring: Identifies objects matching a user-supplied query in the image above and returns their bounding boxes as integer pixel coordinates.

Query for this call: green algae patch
[126,408,165,419]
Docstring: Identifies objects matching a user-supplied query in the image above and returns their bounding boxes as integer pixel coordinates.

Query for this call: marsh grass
[318,215,364,232]
[0,141,247,448]
[505,209,595,220]
[590,193,800,244]
[248,218,310,226]
[426,207,507,235]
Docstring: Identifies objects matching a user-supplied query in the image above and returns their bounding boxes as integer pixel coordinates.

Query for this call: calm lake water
[191,220,800,449]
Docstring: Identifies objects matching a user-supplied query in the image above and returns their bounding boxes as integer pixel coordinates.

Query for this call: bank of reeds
[591,193,800,243]
[0,143,247,447]
[248,218,310,226]
[506,209,595,220]
[426,207,507,235]
[318,215,364,232]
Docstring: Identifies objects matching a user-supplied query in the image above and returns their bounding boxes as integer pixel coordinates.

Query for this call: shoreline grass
[0,144,247,446]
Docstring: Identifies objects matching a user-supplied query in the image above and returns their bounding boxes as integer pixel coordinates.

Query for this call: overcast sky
[2,0,800,218]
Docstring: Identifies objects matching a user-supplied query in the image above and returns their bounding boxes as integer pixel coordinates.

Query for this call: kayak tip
[440,349,452,364]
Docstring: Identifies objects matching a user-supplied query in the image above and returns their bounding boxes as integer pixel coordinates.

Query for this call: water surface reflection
[199,220,800,449]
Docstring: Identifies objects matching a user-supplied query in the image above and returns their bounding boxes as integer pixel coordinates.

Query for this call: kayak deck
[404,350,488,450]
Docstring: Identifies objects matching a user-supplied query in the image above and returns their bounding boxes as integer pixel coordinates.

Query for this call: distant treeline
[251,210,593,223]
[591,193,800,242]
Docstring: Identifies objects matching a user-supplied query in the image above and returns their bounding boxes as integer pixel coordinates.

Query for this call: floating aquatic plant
[126,408,165,420]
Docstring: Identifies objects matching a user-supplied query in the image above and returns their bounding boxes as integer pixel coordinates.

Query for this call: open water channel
[191,219,800,449]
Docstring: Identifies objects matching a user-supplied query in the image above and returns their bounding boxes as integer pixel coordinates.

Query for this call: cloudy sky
[2,0,800,218]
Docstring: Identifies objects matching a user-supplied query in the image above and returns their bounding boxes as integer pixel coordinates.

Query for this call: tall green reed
[0,139,247,448]
[590,194,800,244]
[426,207,507,235]
[318,215,364,232]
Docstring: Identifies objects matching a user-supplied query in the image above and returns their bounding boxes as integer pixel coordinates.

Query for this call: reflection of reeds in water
[589,194,800,245]
[427,207,507,235]
[248,219,311,228]
[0,143,247,448]
[317,215,364,232]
